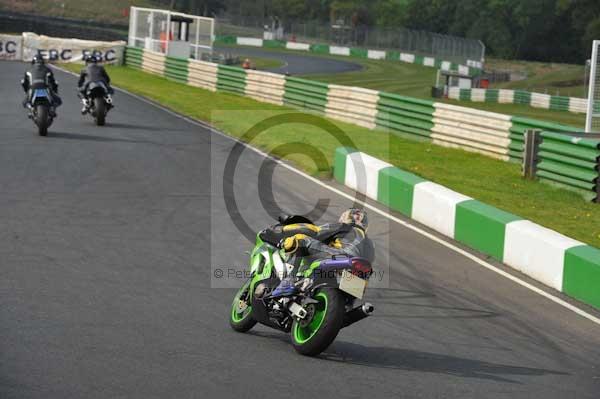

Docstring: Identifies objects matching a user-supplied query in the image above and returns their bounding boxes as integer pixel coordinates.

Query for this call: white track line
[53,65,600,326]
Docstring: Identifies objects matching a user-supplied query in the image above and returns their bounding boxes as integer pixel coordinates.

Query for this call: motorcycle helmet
[86,55,99,64]
[31,54,45,65]
[339,208,368,231]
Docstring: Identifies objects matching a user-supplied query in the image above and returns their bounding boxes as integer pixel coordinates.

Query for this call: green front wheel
[291,288,345,356]
[229,279,257,332]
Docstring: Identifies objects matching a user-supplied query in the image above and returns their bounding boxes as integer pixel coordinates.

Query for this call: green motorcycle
[229,215,374,356]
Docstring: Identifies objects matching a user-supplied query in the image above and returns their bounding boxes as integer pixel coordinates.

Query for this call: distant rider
[21,54,62,115]
[270,208,374,297]
[77,55,114,114]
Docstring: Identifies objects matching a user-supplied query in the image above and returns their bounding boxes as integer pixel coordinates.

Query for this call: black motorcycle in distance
[26,88,55,137]
[82,81,113,126]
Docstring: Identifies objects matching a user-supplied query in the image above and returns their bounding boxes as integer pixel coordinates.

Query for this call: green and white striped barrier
[430,103,512,160]
[245,69,286,105]
[283,77,329,113]
[124,46,597,198]
[123,47,577,163]
[334,147,600,309]
[214,35,482,77]
[534,132,600,202]
[325,85,379,129]
[188,59,218,92]
[448,87,594,115]
[216,64,246,95]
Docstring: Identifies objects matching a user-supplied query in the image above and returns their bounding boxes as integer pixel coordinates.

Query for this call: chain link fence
[215,14,485,64]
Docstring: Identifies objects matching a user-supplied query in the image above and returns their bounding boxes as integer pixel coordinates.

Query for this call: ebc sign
[22,33,125,64]
[0,34,23,60]
[35,48,118,62]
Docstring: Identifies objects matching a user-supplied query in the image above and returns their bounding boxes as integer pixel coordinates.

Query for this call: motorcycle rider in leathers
[77,55,114,114]
[21,54,62,115]
[269,208,374,297]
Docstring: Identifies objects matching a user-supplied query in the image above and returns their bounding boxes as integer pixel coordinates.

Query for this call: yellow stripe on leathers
[283,223,320,233]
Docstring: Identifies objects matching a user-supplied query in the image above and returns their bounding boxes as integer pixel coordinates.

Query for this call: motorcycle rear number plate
[339,270,367,299]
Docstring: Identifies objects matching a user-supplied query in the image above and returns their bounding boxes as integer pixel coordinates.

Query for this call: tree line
[163,0,600,63]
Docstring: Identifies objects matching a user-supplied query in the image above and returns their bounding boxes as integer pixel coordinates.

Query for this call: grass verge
[486,57,586,98]
[220,45,586,127]
[60,63,600,247]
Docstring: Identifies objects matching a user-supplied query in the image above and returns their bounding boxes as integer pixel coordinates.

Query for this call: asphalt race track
[214,45,362,75]
[1,60,600,398]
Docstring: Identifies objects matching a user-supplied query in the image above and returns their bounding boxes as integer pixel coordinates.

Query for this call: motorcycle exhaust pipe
[342,302,374,328]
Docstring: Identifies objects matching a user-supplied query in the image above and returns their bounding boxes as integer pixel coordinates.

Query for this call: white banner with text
[21,32,125,64]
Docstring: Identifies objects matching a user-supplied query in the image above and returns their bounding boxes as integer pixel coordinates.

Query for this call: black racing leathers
[274,222,374,276]
[304,223,374,263]
[78,64,113,95]
[22,64,62,106]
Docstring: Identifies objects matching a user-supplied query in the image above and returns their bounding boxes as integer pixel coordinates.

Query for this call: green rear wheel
[229,279,257,332]
[291,288,345,356]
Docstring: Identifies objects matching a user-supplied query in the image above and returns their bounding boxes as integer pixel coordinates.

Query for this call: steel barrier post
[523,129,542,179]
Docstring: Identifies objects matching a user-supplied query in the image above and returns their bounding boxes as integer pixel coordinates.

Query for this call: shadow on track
[106,122,167,131]
[240,329,566,383]
[322,342,568,383]
[48,132,143,143]
[365,288,500,319]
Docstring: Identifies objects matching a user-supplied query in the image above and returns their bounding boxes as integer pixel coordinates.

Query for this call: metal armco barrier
[522,130,600,202]
[508,117,583,161]
[522,129,542,179]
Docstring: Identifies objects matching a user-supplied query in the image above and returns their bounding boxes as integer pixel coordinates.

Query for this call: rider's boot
[81,98,90,114]
[106,95,114,110]
[271,276,299,297]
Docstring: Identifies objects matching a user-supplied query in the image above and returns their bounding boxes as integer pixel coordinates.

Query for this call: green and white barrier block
[563,246,600,309]
[400,53,415,63]
[333,147,600,310]
[503,221,583,291]
[454,200,522,261]
[345,151,392,200]
[367,50,386,60]
[286,42,310,51]
[412,182,472,238]
[237,37,263,47]
[330,46,350,56]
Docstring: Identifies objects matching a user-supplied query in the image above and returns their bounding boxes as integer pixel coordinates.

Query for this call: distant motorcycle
[26,88,55,137]
[81,81,113,126]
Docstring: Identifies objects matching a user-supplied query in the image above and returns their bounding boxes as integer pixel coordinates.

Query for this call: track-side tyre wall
[229,279,257,333]
[35,104,49,136]
[291,287,345,356]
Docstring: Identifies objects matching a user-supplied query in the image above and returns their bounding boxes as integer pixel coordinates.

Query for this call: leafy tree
[214,0,600,62]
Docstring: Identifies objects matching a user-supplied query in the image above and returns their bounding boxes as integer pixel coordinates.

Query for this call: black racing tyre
[290,287,345,356]
[229,279,257,333]
[94,97,106,126]
[36,105,49,136]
